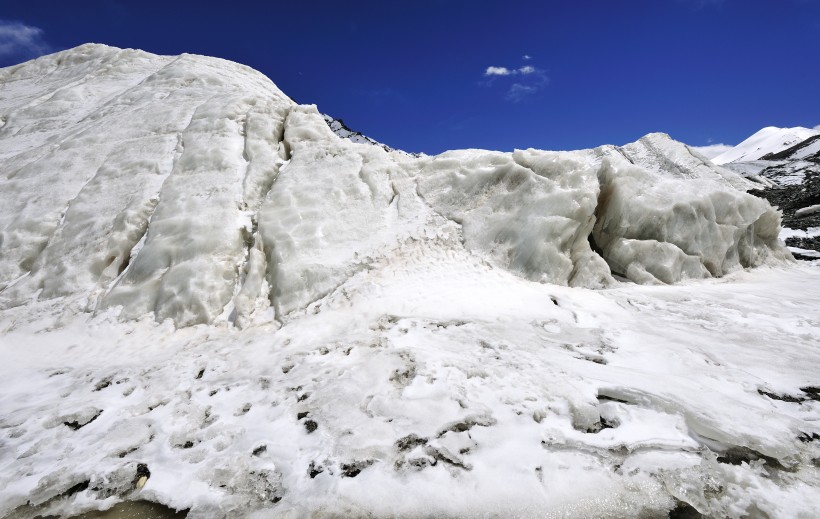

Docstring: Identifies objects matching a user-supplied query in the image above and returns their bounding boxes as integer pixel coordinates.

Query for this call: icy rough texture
[416,148,613,287]
[593,155,788,284]
[0,44,294,326]
[0,45,791,325]
[1,45,815,519]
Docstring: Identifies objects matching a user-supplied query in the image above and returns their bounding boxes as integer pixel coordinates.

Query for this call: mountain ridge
[711,125,820,165]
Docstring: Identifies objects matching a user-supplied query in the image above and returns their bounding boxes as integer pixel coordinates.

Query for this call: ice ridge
[0,44,792,327]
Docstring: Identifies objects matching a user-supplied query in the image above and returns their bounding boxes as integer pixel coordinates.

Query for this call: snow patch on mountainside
[711,126,820,165]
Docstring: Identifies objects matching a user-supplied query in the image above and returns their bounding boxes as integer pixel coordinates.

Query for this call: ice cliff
[0,44,791,327]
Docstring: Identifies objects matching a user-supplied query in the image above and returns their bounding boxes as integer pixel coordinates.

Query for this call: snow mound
[711,126,820,165]
[0,45,791,326]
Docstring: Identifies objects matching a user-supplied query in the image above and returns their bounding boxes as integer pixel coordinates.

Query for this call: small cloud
[485,66,512,76]
[0,19,52,62]
[522,54,532,60]
[506,84,538,102]
[691,143,733,160]
[482,60,549,102]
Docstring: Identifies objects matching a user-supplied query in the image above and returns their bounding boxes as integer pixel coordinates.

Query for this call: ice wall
[416,149,613,288]
[592,159,788,284]
[0,45,792,326]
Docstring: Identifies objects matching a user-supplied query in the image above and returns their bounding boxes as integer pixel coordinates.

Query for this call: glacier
[0,44,818,518]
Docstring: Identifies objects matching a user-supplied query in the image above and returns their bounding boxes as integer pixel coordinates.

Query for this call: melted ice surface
[0,45,791,326]
[0,45,816,518]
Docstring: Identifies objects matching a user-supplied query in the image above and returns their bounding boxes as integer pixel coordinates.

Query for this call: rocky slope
[713,127,820,259]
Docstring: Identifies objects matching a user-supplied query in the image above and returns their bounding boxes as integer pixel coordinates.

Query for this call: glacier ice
[0,45,794,326]
[1,45,817,519]
[593,154,788,284]
[0,45,794,325]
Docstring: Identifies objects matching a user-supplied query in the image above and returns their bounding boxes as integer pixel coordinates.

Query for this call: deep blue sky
[2,1,819,154]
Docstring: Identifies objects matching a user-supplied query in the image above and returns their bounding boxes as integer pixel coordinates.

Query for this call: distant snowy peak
[711,126,820,165]
[322,115,392,152]
[322,115,421,157]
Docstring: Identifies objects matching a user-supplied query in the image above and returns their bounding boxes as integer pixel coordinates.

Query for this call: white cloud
[522,54,532,60]
[0,20,51,61]
[485,66,512,76]
[690,143,733,160]
[485,65,538,77]
[506,84,538,102]
[814,124,820,131]
[482,60,549,102]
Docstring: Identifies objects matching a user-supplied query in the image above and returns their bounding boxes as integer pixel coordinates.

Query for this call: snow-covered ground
[1,45,818,518]
[2,255,819,518]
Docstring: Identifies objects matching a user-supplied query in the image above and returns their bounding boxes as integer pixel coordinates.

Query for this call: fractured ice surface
[1,45,816,518]
[593,155,788,284]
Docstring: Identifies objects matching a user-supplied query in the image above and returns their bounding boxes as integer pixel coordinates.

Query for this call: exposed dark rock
[252,445,267,456]
[395,434,427,452]
[800,386,820,401]
[668,500,704,519]
[64,409,102,431]
[308,461,324,478]
[715,446,787,471]
[758,388,805,403]
[340,460,374,478]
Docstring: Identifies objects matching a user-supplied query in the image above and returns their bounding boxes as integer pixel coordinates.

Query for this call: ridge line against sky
[1,1,819,155]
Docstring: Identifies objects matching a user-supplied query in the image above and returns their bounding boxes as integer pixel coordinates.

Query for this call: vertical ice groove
[230,104,292,326]
[257,108,298,322]
[100,92,225,316]
[90,193,161,312]
[0,51,185,295]
[91,126,191,314]
[0,153,114,307]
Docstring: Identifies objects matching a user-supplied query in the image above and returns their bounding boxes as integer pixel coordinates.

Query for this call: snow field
[1,245,818,517]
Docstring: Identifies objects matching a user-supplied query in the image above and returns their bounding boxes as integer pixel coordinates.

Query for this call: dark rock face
[745,142,820,259]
